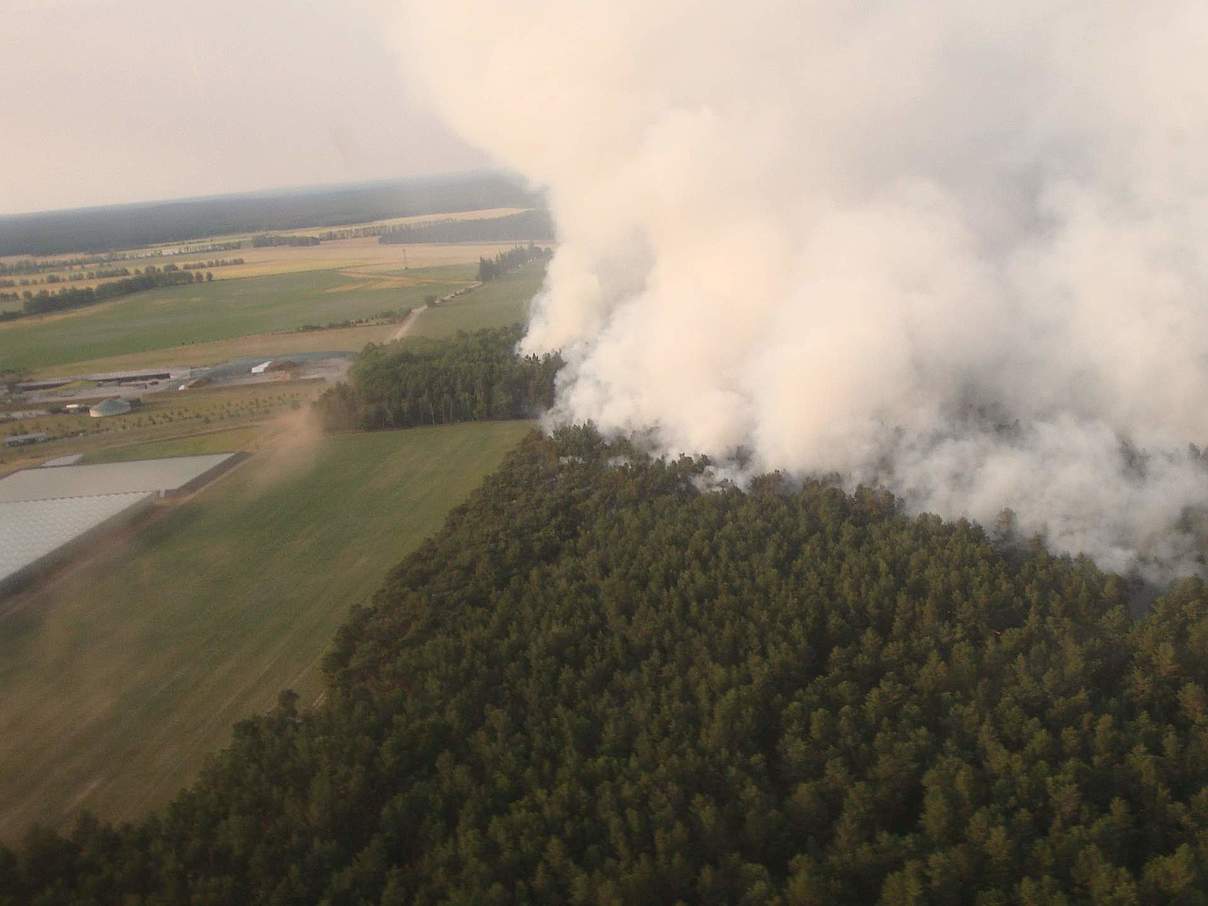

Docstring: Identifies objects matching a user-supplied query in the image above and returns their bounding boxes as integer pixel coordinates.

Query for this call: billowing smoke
[393,2,1208,577]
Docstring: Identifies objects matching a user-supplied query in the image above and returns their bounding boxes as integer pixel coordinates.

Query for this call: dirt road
[391,305,428,340]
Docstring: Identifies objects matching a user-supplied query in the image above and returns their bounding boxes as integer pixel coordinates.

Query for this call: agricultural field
[81,424,266,464]
[154,238,526,284]
[2,207,531,288]
[0,265,475,373]
[0,420,534,838]
[405,261,546,341]
[28,323,391,378]
[24,262,547,378]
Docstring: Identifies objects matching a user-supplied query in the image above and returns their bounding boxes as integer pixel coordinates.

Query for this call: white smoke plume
[393,2,1208,578]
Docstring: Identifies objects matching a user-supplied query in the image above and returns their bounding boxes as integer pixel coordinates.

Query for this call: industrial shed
[0,453,243,503]
[0,453,247,597]
[0,493,155,595]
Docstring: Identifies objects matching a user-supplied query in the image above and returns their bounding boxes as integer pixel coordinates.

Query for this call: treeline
[478,243,553,281]
[296,307,412,333]
[181,258,243,270]
[378,209,554,245]
[0,171,542,256]
[0,242,243,280]
[0,263,233,305]
[173,240,242,256]
[15,266,209,317]
[0,268,132,298]
[250,234,320,248]
[45,267,132,283]
[315,325,561,431]
[2,267,133,288]
[0,255,113,277]
[5,427,1208,903]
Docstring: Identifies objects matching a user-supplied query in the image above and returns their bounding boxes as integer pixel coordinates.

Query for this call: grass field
[28,324,391,378]
[0,420,533,839]
[407,262,546,340]
[81,425,267,464]
[23,260,548,378]
[0,264,474,372]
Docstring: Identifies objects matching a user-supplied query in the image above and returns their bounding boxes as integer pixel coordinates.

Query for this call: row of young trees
[477,244,553,282]
[181,258,243,270]
[0,256,242,301]
[315,325,562,431]
[15,266,210,317]
[250,234,320,247]
[3,426,1208,903]
[0,254,121,277]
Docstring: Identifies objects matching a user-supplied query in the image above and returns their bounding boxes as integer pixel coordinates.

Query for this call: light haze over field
[1,0,485,214]
[395,1,1208,577]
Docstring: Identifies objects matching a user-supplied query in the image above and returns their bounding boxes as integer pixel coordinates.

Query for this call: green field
[28,322,395,379]
[80,425,266,464]
[0,265,473,372]
[407,262,545,340]
[0,420,532,838]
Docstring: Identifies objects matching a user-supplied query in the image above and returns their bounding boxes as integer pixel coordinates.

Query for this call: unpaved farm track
[391,305,428,340]
[390,281,483,341]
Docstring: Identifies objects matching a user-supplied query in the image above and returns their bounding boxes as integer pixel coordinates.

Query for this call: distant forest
[5,422,1208,903]
[0,171,543,257]
[379,209,554,245]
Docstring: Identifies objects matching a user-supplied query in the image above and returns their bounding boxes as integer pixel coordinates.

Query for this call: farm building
[0,453,243,503]
[40,453,84,467]
[0,493,155,595]
[89,398,133,418]
[4,433,49,448]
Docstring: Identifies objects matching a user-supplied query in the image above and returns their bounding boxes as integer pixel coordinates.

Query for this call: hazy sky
[0,0,486,215]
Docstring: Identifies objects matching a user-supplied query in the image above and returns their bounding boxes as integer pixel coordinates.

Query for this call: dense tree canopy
[315,326,562,432]
[4,428,1208,904]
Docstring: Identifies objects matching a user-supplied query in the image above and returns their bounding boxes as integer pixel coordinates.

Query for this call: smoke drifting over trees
[395,2,1208,577]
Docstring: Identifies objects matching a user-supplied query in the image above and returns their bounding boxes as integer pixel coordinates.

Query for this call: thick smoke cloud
[394,2,1208,577]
